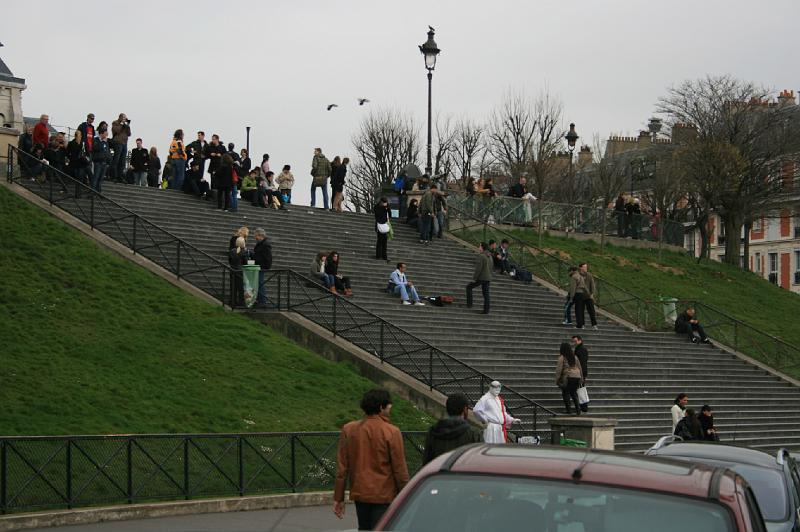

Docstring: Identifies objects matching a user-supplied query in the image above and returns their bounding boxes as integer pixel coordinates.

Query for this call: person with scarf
[473,380,520,443]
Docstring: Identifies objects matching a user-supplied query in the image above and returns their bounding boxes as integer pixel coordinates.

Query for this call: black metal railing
[257,269,556,432]
[7,145,239,308]
[448,204,800,373]
[6,146,555,432]
[447,192,685,247]
[0,432,427,514]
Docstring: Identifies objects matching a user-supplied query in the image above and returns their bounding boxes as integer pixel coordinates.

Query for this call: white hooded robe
[473,391,519,443]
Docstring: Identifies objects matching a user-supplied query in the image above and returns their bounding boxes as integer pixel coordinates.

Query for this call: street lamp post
[419,26,440,177]
[565,123,579,228]
[245,126,251,157]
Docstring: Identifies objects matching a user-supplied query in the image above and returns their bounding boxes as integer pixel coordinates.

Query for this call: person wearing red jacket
[32,114,50,148]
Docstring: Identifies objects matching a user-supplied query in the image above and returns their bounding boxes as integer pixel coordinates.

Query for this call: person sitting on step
[675,307,711,344]
[388,263,425,306]
[325,251,352,296]
[310,251,336,293]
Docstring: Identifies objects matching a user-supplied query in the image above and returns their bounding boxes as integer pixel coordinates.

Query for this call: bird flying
[327,104,338,111]
[357,98,370,106]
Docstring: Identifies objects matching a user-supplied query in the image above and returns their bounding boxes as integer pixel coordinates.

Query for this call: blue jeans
[133,171,147,186]
[280,189,292,204]
[435,211,446,237]
[91,162,107,192]
[563,298,574,324]
[257,270,267,305]
[419,214,433,241]
[112,141,127,180]
[171,159,185,190]
[230,186,239,211]
[393,283,419,302]
[310,180,329,209]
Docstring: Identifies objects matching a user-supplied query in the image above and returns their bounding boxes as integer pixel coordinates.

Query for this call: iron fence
[7,145,239,308]
[448,204,800,373]
[447,193,685,247]
[0,432,427,514]
[257,269,556,433]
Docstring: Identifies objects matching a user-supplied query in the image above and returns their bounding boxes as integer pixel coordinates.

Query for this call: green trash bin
[241,264,261,308]
[659,297,678,324]
[559,436,588,448]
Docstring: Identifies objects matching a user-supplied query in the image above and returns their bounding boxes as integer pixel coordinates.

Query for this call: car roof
[647,442,784,470]
[434,444,736,500]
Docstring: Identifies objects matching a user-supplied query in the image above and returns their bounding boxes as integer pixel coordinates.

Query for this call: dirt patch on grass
[647,262,686,276]
[540,248,572,261]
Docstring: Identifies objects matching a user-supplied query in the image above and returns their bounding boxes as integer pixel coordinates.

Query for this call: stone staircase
[15,180,800,453]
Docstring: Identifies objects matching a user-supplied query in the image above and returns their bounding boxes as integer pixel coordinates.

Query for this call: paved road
[31,504,357,531]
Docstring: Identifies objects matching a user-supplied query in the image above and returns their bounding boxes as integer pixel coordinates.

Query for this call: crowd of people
[17,114,360,214]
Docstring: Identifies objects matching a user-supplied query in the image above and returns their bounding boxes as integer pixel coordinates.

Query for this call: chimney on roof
[777,90,796,106]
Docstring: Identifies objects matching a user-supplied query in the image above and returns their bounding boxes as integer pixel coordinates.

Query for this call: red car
[375,444,766,532]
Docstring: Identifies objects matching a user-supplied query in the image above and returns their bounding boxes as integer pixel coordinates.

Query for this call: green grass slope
[507,229,800,345]
[0,186,432,436]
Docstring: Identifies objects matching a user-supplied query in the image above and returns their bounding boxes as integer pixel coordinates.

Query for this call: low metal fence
[448,205,800,373]
[0,432,426,514]
[447,193,685,247]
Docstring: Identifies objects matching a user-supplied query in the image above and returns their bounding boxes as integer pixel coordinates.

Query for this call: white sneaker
[414,301,426,306]
[592,325,599,331]
[402,300,412,305]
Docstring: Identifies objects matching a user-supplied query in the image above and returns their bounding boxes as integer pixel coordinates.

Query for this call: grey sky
[3,0,799,206]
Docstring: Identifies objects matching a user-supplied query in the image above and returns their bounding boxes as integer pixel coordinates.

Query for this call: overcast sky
[3,0,799,205]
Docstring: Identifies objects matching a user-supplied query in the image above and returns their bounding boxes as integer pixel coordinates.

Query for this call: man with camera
[111,113,131,181]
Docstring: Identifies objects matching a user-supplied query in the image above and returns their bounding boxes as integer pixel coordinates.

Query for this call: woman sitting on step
[325,251,353,296]
[310,251,336,293]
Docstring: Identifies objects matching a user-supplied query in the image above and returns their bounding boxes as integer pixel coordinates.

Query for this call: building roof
[0,47,26,85]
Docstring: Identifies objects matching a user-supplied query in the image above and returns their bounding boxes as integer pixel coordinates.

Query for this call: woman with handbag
[555,342,583,415]
[374,197,391,261]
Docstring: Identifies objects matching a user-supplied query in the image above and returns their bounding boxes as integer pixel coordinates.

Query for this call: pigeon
[357,98,370,106]
[326,104,338,111]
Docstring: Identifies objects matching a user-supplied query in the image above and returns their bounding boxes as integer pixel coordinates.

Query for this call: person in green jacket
[310,147,332,209]
[466,242,493,314]
[422,393,483,464]
[240,169,259,204]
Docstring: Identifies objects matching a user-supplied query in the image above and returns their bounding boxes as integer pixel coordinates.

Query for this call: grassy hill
[509,231,800,343]
[0,186,433,436]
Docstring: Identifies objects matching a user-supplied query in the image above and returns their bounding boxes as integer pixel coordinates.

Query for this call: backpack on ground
[510,267,533,284]
[426,295,455,307]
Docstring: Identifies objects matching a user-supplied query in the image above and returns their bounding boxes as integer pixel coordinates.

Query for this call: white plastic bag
[577,386,590,406]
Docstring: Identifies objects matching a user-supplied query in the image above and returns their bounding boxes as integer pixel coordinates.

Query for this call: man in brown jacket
[334,389,409,530]
[466,242,493,314]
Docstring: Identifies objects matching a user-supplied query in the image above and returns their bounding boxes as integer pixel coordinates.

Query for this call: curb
[0,492,335,531]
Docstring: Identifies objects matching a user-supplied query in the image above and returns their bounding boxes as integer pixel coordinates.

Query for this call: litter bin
[241,263,261,308]
[559,436,588,448]
[659,297,678,324]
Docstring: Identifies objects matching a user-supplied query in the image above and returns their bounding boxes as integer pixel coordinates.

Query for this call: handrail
[446,190,685,246]
[258,269,557,426]
[5,146,556,429]
[447,203,800,372]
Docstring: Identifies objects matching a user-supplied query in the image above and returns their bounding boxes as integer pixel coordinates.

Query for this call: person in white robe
[472,381,520,443]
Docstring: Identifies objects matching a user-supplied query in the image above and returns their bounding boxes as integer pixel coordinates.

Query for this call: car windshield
[385,474,735,532]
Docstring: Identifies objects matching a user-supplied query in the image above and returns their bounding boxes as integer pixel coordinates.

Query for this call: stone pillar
[548,416,618,450]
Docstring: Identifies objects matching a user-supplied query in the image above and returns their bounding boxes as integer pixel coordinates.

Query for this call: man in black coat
[572,335,589,382]
[422,393,483,464]
[675,307,710,344]
[253,228,272,308]
[186,131,208,176]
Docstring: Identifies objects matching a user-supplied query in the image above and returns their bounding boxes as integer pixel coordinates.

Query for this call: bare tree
[432,113,456,179]
[348,108,421,213]
[638,145,689,260]
[526,91,566,247]
[657,75,800,267]
[451,117,487,188]
[589,134,629,249]
[487,89,537,180]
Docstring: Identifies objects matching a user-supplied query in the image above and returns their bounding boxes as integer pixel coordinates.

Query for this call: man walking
[473,381,520,443]
[466,242,492,314]
[334,389,409,531]
[310,147,331,209]
[422,393,483,464]
[252,228,272,309]
[575,262,598,330]
[417,182,437,243]
[111,113,131,180]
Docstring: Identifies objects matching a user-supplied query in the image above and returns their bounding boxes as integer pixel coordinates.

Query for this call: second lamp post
[419,26,440,177]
